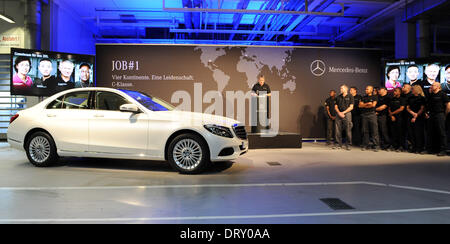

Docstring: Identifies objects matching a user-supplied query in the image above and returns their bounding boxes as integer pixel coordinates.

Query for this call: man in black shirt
[406,85,427,154]
[334,85,354,150]
[324,90,337,145]
[427,82,450,156]
[251,75,271,96]
[389,88,407,151]
[251,75,271,132]
[401,84,414,151]
[350,87,362,147]
[360,86,380,151]
[376,87,391,150]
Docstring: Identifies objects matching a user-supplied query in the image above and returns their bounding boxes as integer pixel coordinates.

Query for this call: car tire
[167,133,210,174]
[25,131,59,167]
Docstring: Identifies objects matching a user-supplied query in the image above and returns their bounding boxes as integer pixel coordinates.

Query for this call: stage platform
[248,132,302,149]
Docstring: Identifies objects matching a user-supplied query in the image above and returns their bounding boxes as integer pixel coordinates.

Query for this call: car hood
[153,110,241,127]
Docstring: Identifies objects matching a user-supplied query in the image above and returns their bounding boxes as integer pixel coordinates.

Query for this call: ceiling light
[0,13,15,23]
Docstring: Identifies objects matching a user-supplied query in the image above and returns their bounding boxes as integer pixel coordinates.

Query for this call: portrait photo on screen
[10,48,95,96]
[442,64,450,95]
[422,63,441,89]
[384,64,405,91]
[383,58,450,97]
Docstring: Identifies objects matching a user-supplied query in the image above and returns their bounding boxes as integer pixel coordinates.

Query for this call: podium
[248,92,302,149]
[251,94,270,133]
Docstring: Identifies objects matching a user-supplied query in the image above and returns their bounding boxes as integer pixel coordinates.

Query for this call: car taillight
[10,114,19,124]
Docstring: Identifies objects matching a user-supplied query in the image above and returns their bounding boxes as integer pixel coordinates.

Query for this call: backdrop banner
[96,44,381,138]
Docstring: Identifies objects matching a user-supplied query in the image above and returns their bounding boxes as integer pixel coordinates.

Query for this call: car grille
[233,125,247,140]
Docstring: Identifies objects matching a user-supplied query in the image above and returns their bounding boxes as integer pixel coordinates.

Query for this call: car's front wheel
[167,133,210,174]
[25,131,59,167]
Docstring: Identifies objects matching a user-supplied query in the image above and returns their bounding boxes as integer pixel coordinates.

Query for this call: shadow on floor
[56,157,235,175]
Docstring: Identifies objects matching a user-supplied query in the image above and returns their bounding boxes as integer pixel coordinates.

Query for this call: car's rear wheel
[167,133,210,174]
[25,132,58,167]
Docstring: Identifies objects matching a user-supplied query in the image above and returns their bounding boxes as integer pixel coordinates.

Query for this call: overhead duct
[182,0,202,31]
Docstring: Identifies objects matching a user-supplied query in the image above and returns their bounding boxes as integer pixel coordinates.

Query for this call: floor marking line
[0,181,377,191]
[1,206,450,223]
[0,181,450,196]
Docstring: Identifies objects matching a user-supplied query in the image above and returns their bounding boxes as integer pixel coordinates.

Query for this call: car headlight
[204,124,234,138]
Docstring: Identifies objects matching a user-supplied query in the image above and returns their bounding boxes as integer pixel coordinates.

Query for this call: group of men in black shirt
[325,81,450,156]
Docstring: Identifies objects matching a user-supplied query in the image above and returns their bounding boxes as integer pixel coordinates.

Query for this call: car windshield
[120,89,175,111]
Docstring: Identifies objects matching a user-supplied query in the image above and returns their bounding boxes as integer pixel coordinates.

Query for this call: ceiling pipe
[169,28,317,36]
[263,0,304,41]
[261,0,301,41]
[247,0,280,41]
[228,0,251,40]
[285,0,337,41]
[163,0,345,16]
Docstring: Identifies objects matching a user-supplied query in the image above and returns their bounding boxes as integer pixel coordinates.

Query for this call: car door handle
[47,114,56,117]
[94,114,104,118]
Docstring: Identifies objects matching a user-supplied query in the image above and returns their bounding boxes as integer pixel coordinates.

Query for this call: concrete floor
[0,142,450,224]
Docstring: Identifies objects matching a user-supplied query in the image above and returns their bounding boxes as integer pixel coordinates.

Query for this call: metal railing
[0,54,26,139]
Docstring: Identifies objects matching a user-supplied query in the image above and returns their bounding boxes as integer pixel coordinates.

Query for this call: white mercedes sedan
[7,88,248,174]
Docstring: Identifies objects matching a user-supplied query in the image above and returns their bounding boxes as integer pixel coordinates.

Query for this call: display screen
[10,48,95,96]
[384,58,450,96]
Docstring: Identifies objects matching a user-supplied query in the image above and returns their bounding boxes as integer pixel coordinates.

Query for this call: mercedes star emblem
[310,60,326,77]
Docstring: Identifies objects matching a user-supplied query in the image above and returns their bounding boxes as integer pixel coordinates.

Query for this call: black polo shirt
[376,94,391,116]
[360,95,378,114]
[427,90,450,114]
[325,96,337,116]
[251,83,271,95]
[335,94,354,113]
[401,92,413,117]
[407,95,426,114]
[420,80,434,97]
[389,96,406,116]
[351,94,362,116]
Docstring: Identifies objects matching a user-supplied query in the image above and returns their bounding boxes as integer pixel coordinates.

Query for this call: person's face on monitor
[445,68,450,83]
[16,60,30,75]
[388,69,399,81]
[38,61,53,77]
[80,66,90,82]
[406,67,419,81]
[59,61,74,78]
[425,65,439,81]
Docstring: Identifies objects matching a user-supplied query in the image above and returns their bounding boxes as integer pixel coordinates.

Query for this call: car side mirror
[120,104,140,113]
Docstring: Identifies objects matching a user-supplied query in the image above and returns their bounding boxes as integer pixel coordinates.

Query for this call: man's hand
[391,116,396,122]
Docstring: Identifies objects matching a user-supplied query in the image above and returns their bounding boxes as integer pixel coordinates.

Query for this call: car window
[47,92,90,109]
[47,95,65,109]
[62,92,90,109]
[95,91,130,111]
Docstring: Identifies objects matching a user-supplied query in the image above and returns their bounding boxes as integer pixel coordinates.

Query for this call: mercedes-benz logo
[311,60,326,77]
